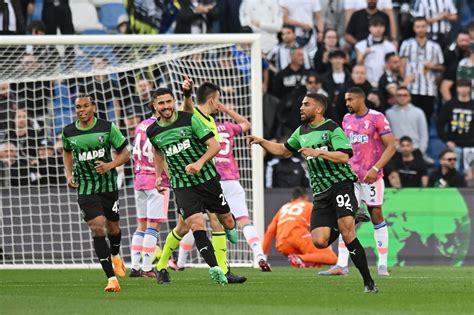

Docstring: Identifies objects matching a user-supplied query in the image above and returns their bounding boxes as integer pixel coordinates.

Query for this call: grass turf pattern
[1,267,473,314]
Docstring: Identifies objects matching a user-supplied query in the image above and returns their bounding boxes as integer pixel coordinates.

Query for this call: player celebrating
[62,94,130,292]
[129,106,170,278]
[176,103,272,271]
[320,87,395,277]
[263,187,337,268]
[247,93,378,293]
[147,87,237,285]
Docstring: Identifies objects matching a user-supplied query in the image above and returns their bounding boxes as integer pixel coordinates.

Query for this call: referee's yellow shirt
[193,107,219,141]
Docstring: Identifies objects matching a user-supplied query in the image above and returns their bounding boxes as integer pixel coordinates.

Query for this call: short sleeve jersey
[146,111,218,189]
[284,119,357,195]
[342,109,392,181]
[62,118,128,195]
[133,117,170,190]
[215,121,243,181]
[193,107,219,141]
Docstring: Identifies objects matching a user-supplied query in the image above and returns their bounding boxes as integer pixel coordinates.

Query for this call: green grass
[1,267,473,314]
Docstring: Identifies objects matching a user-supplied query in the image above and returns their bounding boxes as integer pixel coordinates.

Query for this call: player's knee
[90,225,106,237]
[312,236,329,249]
[340,230,356,244]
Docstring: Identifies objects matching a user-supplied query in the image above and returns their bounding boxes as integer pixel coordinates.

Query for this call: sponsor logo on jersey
[78,148,106,161]
[349,133,369,144]
[164,139,191,156]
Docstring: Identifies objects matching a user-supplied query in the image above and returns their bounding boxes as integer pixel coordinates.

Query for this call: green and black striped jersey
[146,111,219,189]
[62,118,128,195]
[285,119,357,196]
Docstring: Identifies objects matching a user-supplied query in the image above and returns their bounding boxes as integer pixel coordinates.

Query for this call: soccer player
[146,87,237,285]
[319,87,395,277]
[62,94,130,292]
[176,103,272,271]
[263,187,337,267]
[129,105,170,278]
[247,93,378,293]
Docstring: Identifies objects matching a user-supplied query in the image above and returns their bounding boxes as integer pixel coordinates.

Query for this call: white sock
[242,224,265,261]
[177,231,195,268]
[142,228,159,272]
[374,221,389,266]
[336,234,349,268]
[130,230,144,270]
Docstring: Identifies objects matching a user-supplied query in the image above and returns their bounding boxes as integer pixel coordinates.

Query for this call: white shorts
[220,180,250,220]
[134,188,169,222]
[354,178,384,207]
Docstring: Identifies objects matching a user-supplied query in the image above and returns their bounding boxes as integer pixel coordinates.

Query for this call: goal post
[0,34,264,268]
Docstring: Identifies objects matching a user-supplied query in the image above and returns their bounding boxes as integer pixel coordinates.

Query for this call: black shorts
[310,181,358,231]
[173,177,231,219]
[77,191,120,222]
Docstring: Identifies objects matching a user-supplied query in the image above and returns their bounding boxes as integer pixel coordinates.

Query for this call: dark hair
[384,52,397,63]
[306,72,319,83]
[306,93,327,112]
[30,20,46,33]
[467,20,474,31]
[397,86,410,93]
[151,87,174,100]
[399,136,413,144]
[282,24,296,33]
[414,16,427,24]
[328,49,345,59]
[456,79,471,87]
[75,93,96,105]
[369,16,386,27]
[346,87,366,99]
[292,187,308,200]
[457,30,469,37]
[439,149,454,159]
[196,82,220,105]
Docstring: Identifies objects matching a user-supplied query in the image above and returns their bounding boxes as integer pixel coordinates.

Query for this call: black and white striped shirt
[412,0,457,36]
[399,37,444,96]
[266,44,316,71]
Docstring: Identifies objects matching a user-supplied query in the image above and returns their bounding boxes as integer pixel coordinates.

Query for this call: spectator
[386,136,429,188]
[399,16,444,123]
[0,0,26,34]
[27,20,60,67]
[4,107,44,159]
[116,14,130,34]
[239,0,283,54]
[42,0,74,35]
[272,48,310,100]
[175,0,219,34]
[30,139,66,186]
[335,65,379,122]
[0,82,15,131]
[355,16,396,87]
[344,0,397,47]
[321,50,351,106]
[0,142,30,187]
[124,105,143,141]
[123,78,153,118]
[386,86,429,157]
[411,0,458,50]
[468,20,474,41]
[437,80,474,173]
[265,152,309,189]
[456,42,474,100]
[440,31,471,102]
[313,28,341,75]
[125,0,164,34]
[218,0,242,33]
[428,149,466,187]
[378,52,415,109]
[320,0,345,39]
[267,25,313,74]
[279,0,324,45]
[345,0,391,48]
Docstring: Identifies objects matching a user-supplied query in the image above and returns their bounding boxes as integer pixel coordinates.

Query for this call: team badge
[321,132,329,141]
[364,121,370,129]
[97,135,105,144]
[180,129,189,137]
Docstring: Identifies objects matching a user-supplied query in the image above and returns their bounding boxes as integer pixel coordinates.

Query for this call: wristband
[183,89,191,97]
[372,166,379,172]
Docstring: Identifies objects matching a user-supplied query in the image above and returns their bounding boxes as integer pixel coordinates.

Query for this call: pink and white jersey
[133,117,169,190]
[215,121,243,181]
[342,109,392,182]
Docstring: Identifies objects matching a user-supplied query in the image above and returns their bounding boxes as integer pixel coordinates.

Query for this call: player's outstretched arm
[179,75,194,112]
[246,135,292,158]
[185,137,221,174]
[219,104,251,133]
[63,150,78,189]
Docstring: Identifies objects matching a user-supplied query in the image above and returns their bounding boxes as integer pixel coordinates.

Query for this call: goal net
[0,35,263,268]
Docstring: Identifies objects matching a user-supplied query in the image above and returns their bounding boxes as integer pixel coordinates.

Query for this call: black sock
[346,238,374,286]
[328,228,340,245]
[193,230,218,267]
[93,236,115,278]
[107,229,121,256]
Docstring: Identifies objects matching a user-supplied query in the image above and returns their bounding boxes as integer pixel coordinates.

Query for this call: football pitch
[1,267,473,315]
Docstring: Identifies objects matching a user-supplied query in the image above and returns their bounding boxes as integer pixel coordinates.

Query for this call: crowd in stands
[1,0,474,189]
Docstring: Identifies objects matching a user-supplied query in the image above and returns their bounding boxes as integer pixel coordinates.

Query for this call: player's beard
[301,112,314,123]
[347,106,355,114]
[159,107,173,119]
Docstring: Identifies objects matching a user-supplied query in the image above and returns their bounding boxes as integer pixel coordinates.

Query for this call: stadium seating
[52,84,75,135]
[70,2,104,33]
[90,0,124,6]
[99,3,127,31]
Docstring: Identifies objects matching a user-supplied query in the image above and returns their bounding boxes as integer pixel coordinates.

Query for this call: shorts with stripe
[134,188,169,222]
[220,180,249,220]
[354,177,384,207]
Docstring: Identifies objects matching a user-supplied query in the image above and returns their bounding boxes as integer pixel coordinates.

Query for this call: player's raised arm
[179,75,194,112]
[219,103,251,133]
[246,135,292,158]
